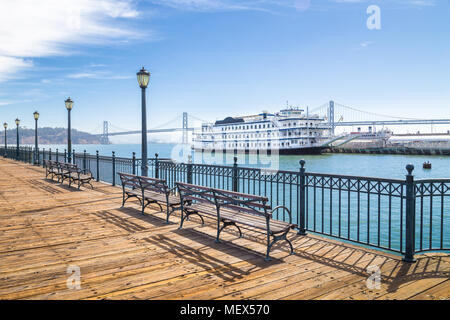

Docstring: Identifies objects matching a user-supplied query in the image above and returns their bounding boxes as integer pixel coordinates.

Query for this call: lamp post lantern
[65,97,74,163]
[137,67,150,176]
[33,111,39,164]
[3,122,7,158]
[15,118,20,159]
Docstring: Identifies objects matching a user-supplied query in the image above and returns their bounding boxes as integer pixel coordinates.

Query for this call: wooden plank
[0,158,448,300]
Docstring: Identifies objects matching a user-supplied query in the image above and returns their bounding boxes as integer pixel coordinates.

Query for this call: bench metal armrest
[270,205,292,224]
[167,186,177,195]
[82,169,93,176]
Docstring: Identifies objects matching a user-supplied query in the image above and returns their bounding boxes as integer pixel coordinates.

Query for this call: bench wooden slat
[44,161,94,189]
[185,203,291,233]
[118,172,181,223]
[176,181,296,260]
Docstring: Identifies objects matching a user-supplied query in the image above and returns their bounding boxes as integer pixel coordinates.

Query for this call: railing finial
[406,164,414,175]
[299,159,305,168]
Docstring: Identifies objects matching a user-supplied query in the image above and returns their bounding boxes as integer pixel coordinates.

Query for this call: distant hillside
[0,127,103,145]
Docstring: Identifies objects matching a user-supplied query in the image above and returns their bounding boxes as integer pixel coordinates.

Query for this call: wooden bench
[59,162,94,189]
[176,182,295,261]
[44,160,59,180]
[118,172,182,223]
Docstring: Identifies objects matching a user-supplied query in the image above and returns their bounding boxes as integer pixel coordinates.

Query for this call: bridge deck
[0,158,448,300]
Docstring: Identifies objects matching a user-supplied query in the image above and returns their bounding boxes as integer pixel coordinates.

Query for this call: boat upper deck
[0,158,448,300]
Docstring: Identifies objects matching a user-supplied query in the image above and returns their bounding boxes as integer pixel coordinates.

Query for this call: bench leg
[265,230,294,262]
[215,218,221,243]
[165,204,171,224]
[142,199,157,215]
[178,209,204,229]
[121,193,140,208]
[178,208,187,229]
[217,220,242,239]
[79,180,94,190]
[121,192,126,207]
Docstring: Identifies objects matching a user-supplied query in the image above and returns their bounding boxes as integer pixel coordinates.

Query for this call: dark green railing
[1,146,448,261]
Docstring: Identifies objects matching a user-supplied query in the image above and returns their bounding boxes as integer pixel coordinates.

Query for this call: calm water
[40,143,450,179]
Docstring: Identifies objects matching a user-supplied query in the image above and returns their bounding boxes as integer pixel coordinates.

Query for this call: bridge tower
[328,100,335,136]
[182,112,188,144]
[101,121,110,144]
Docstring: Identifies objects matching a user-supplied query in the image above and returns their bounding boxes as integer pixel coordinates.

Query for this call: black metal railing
[1,146,448,261]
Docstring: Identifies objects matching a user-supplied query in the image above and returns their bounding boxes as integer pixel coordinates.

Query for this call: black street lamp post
[137,67,150,176]
[3,122,7,158]
[65,98,74,163]
[34,111,39,165]
[15,118,20,159]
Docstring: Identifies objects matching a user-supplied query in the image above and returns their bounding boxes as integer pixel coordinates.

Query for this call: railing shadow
[383,255,450,293]
[106,201,450,293]
[287,236,450,293]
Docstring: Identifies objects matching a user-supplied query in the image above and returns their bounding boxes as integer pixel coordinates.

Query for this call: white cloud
[410,0,435,6]
[333,0,436,5]
[0,99,32,106]
[67,73,97,79]
[150,0,311,12]
[0,56,33,82]
[0,0,141,82]
[67,71,132,80]
[360,41,373,48]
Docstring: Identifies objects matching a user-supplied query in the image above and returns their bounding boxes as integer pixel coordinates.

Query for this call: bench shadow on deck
[0,158,448,300]
[111,203,450,295]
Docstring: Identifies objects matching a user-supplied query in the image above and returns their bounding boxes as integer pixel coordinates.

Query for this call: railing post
[112,151,116,186]
[83,150,87,171]
[56,148,59,163]
[64,149,67,163]
[73,149,75,164]
[49,148,52,161]
[187,155,193,184]
[155,153,159,179]
[232,156,238,192]
[298,160,307,235]
[96,150,100,182]
[132,152,136,175]
[42,148,45,167]
[403,164,416,263]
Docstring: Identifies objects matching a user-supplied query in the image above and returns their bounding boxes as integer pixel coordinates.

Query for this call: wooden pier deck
[0,158,448,300]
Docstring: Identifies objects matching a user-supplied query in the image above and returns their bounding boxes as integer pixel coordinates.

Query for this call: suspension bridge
[89,101,450,144]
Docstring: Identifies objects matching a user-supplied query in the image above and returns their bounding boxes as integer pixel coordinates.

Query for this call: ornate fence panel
[303,172,406,254]
[414,179,450,253]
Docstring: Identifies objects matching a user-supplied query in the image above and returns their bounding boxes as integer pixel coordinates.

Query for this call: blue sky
[0,0,449,142]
